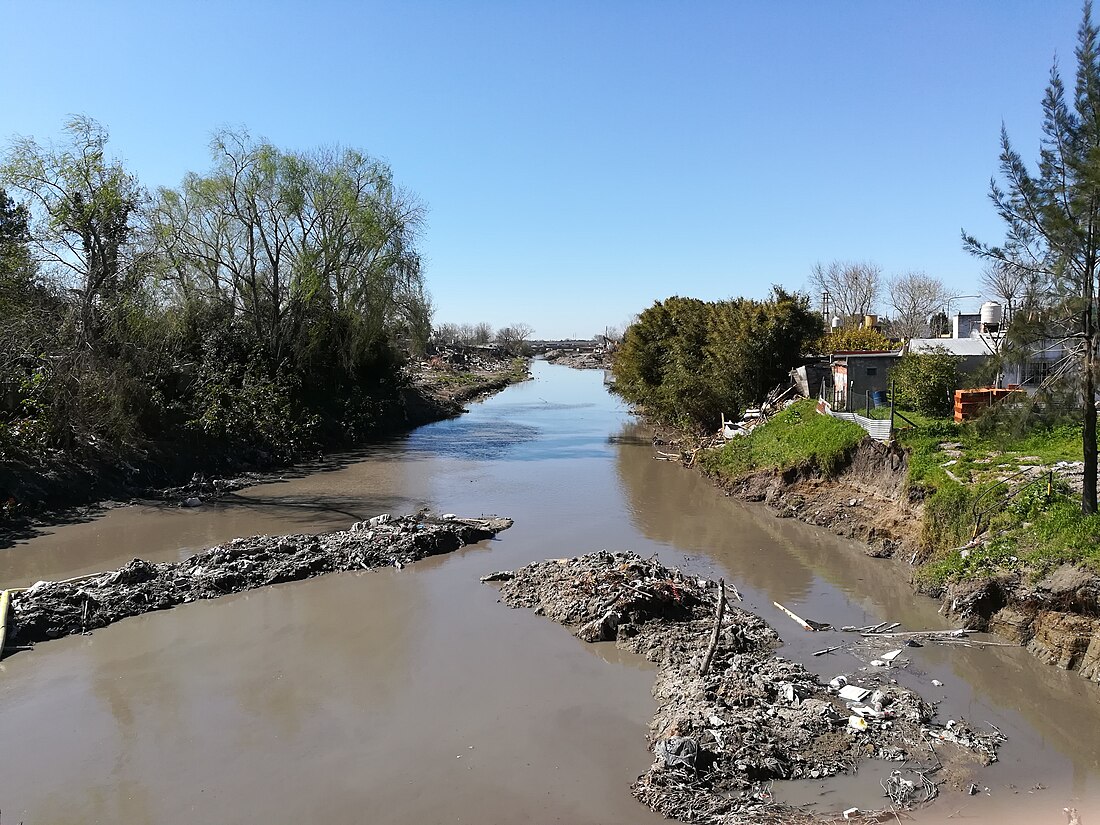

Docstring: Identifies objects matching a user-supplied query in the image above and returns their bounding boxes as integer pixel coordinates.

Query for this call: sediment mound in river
[7,514,511,648]
[485,551,1002,824]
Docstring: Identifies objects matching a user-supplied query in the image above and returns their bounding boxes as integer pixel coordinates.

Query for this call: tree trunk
[1085,269,1098,515]
[1085,358,1097,514]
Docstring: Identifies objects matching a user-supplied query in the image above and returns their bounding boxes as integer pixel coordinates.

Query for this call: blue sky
[0,1,1087,338]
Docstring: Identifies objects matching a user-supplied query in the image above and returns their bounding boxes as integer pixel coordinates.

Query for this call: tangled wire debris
[9,514,511,648]
[486,551,1004,824]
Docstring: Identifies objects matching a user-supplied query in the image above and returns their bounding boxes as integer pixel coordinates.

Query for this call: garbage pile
[9,513,511,648]
[543,349,608,369]
[485,551,1003,825]
[414,347,515,375]
[155,471,261,504]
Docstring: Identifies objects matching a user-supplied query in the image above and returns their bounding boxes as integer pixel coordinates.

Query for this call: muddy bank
[932,565,1100,684]
[708,436,1100,687]
[0,360,528,545]
[5,513,511,650]
[486,551,1001,824]
[715,438,920,561]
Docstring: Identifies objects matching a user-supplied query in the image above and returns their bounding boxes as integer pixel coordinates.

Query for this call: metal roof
[908,338,996,357]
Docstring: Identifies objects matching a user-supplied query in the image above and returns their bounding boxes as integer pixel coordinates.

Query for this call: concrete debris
[485,551,1003,824]
[9,514,512,649]
[542,349,610,370]
[838,685,871,702]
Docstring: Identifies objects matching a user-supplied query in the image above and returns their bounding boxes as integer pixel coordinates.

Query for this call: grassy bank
[894,415,1100,587]
[698,399,866,479]
[699,395,1100,589]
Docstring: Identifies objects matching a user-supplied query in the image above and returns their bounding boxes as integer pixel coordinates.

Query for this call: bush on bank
[611,288,822,431]
[0,119,433,487]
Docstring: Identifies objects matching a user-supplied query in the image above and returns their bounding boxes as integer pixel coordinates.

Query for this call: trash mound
[9,514,511,647]
[543,349,608,370]
[485,551,1003,824]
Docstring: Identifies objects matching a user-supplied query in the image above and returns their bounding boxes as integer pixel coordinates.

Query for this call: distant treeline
[0,117,431,472]
[611,288,822,429]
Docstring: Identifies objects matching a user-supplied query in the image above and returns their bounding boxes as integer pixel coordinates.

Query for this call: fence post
[889,379,896,434]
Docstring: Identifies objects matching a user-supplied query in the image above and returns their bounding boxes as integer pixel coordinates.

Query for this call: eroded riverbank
[702,432,1100,689]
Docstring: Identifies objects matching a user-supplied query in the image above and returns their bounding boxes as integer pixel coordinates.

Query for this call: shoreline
[0,360,530,549]
[650,422,1100,687]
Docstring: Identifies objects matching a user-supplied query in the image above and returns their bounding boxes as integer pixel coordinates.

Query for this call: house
[825,349,902,408]
[906,336,998,376]
[908,333,1065,391]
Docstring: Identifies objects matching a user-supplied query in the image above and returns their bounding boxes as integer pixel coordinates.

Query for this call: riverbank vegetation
[0,117,505,518]
[700,392,1099,586]
[610,288,822,430]
[698,399,865,479]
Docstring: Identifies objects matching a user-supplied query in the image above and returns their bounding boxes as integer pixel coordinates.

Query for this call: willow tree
[2,116,143,348]
[964,3,1100,514]
[147,130,429,380]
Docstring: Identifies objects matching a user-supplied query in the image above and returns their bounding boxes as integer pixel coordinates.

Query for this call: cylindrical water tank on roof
[863,314,878,329]
[831,316,842,329]
[980,301,1003,331]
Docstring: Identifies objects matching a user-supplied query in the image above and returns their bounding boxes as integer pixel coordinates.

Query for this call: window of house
[866,367,877,376]
[1024,360,1052,385]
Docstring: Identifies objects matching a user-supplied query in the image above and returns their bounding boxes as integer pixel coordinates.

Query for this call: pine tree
[964,2,1100,514]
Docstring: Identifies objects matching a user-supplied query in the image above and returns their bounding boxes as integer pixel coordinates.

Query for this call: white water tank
[831,316,842,329]
[980,301,1003,332]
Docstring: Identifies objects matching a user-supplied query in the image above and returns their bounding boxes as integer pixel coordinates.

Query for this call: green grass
[696,394,1099,588]
[917,488,1100,587]
[698,399,866,480]
[894,413,1082,493]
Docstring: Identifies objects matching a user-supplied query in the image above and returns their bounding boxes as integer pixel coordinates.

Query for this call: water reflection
[613,421,816,601]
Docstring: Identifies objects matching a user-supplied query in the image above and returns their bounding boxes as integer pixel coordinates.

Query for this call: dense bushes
[890,349,960,416]
[611,288,822,429]
[0,119,433,472]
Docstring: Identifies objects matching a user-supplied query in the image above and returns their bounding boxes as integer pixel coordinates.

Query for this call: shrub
[890,349,960,416]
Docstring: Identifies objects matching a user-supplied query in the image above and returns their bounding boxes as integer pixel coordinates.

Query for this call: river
[0,361,1096,823]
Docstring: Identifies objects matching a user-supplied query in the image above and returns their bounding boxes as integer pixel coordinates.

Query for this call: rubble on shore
[543,349,609,369]
[7,514,511,649]
[485,551,1003,824]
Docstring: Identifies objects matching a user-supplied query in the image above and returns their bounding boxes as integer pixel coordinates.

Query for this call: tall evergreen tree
[964,2,1100,514]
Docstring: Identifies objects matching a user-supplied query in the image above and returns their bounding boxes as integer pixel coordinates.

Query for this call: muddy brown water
[1,361,1097,824]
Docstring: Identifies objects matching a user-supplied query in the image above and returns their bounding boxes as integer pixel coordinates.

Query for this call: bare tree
[887,271,949,339]
[979,262,1039,323]
[473,322,492,344]
[495,322,534,355]
[808,260,882,322]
